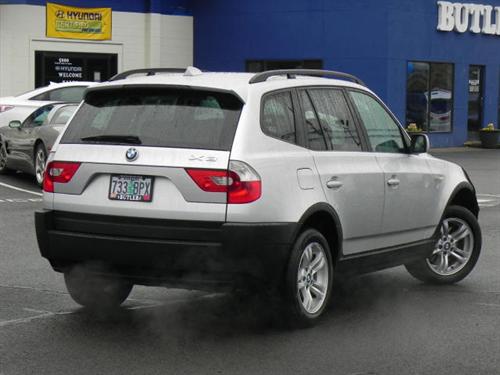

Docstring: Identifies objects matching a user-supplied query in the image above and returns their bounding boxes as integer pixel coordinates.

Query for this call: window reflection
[406,62,454,133]
[406,62,429,131]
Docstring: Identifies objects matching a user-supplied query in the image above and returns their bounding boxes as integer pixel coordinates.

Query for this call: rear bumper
[35,210,296,289]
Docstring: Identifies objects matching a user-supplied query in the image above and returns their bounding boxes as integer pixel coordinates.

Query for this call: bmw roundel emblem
[125,148,138,162]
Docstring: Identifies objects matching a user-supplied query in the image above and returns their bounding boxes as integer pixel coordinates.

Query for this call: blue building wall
[192,0,500,147]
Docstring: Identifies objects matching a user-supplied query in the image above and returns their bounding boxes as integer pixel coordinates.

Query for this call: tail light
[0,105,14,113]
[43,161,81,193]
[186,160,261,204]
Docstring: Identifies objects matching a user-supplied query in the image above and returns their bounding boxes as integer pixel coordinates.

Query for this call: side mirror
[8,120,21,129]
[410,133,430,154]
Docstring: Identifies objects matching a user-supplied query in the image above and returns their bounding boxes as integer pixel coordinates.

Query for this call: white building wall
[0,4,193,96]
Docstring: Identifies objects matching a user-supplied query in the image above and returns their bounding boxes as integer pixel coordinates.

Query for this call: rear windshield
[61,87,243,151]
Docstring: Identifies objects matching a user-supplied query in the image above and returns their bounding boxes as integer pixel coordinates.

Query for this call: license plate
[109,175,154,202]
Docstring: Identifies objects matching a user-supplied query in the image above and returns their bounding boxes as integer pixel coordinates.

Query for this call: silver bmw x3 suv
[35,67,481,326]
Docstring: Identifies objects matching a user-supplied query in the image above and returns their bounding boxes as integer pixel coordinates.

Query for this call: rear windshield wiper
[80,135,142,145]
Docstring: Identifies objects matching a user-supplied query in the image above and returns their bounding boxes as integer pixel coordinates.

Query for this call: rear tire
[405,205,481,284]
[64,265,133,310]
[34,143,47,187]
[283,228,333,328]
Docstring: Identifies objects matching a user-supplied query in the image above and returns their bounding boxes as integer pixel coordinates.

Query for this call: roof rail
[109,68,186,81]
[248,69,366,86]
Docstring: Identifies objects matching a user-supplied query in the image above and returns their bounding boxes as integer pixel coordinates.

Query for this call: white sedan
[0,81,93,128]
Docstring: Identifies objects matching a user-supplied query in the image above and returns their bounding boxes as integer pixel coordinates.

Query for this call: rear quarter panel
[226,86,327,223]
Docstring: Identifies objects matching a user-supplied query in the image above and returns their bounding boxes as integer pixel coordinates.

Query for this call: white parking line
[477,193,500,208]
[0,198,42,203]
[0,308,74,328]
[0,283,223,328]
[476,303,500,308]
[0,181,42,196]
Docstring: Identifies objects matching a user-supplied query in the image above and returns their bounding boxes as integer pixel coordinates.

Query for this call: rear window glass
[61,88,243,151]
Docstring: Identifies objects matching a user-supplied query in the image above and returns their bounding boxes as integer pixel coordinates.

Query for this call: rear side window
[307,89,362,151]
[51,105,77,125]
[261,91,296,144]
[30,86,87,102]
[61,88,243,151]
[299,90,327,151]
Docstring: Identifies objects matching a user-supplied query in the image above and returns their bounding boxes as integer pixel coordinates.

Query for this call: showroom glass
[307,89,362,151]
[61,88,243,151]
[349,91,405,153]
[406,62,454,132]
[246,59,323,72]
[261,91,296,144]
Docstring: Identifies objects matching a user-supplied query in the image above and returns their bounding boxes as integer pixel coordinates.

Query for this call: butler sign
[437,1,500,35]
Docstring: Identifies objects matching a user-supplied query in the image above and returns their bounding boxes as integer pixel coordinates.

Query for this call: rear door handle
[326,178,343,189]
[387,177,400,187]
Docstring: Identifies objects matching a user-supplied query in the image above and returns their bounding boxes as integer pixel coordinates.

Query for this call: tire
[64,265,133,310]
[405,205,481,284]
[283,228,334,328]
[34,143,47,187]
[0,138,12,174]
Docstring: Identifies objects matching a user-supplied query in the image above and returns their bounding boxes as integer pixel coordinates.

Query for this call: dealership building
[1,0,499,147]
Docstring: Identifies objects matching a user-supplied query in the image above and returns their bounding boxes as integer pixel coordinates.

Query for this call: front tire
[405,205,481,284]
[64,265,133,310]
[0,139,12,174]
[284,228,333,328]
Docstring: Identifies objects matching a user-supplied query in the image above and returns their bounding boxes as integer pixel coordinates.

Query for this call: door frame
[467,64,485,141]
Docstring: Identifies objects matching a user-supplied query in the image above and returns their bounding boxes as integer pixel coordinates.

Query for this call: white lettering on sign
[437,1,500,35]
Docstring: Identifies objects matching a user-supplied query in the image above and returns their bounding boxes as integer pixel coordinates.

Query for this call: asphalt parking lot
[1,148,500,375]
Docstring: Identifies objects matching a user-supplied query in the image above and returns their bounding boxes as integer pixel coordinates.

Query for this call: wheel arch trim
[445,181,479,218]
[293,202,344,262]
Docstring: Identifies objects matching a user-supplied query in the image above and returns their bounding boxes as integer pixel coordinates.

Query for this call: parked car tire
[34,143,47,187]
[0,139,12,174]
[64,265,133,310]
[284,228,333,327]
[405,205,481,284]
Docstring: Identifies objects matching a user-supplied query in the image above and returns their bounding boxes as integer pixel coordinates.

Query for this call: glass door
[35,51,118,88]
[467,65,485,141]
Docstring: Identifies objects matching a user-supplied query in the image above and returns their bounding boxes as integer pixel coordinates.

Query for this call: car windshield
[61,87,243,151]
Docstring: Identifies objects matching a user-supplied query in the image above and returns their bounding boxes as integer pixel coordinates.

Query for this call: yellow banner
[46,2,112,40]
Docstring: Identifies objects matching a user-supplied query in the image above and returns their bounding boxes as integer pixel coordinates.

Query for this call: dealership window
[246,60,323,72]
[406,62,454,133]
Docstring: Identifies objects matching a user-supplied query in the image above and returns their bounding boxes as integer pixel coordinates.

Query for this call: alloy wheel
[427,217,474,276]
[297,241,329,314]
[35,148,46,185]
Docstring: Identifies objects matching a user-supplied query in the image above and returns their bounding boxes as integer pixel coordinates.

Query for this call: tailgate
[51,144,230,221]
